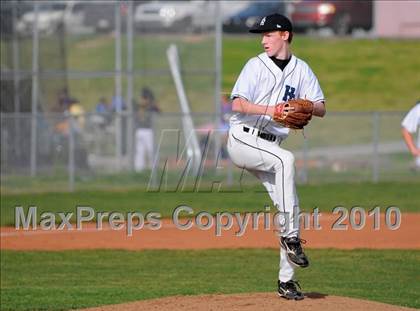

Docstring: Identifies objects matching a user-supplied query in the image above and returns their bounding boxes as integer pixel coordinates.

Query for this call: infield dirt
[2,213,419,250]
[79,292,416,311]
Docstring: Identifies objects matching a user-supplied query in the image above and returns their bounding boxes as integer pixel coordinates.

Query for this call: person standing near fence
[401,101,420,170]
[134,87,161,172]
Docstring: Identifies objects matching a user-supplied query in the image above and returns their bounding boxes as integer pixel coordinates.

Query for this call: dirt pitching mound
[80,292,415,311]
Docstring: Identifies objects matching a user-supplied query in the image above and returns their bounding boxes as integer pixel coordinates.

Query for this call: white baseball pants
[227,123,300,282]
[135,128,154,172]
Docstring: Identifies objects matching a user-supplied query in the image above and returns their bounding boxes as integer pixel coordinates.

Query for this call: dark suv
[223,1,286,33]
[291,0,373,35]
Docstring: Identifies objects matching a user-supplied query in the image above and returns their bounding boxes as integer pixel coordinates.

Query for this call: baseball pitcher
[227,14,326,300]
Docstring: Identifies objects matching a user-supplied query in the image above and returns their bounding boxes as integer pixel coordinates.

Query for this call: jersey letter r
[282,85,296,101]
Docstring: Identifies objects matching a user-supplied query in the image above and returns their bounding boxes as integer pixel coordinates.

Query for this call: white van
[134,0,248,33]
[17,1,89,36]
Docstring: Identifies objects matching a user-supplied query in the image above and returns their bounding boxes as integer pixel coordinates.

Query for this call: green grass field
[70,35,420,112]
[223,36,420,111]
[3,34,418,112]
[2,182,419,310]
[1,249,419,310]
[1,182,419,226]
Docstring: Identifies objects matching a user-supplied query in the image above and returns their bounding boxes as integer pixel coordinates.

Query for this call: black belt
[243,126,277,142]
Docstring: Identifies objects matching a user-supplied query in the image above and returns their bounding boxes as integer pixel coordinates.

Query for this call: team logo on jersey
[282,85,296,101]
[260,17,266,26]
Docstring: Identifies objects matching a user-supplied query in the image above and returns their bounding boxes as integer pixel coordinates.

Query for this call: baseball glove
[273,98,314,129]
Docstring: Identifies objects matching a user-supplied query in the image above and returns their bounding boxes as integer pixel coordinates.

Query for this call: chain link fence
[1,0,224,193]
[1,110,416,193]
[1,2,417,193]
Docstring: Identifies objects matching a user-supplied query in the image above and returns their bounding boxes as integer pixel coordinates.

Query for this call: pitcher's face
[261,31,289,58]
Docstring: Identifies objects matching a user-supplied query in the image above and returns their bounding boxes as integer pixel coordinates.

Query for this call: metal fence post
[150,113,158,189]
[372,111,380,183]
[214,2,222,165]
[115,2,123,172]
[126,0,134,171]
[227,159,233,187]
[30,2,39,177]
[68,115,75,192]
[1,116,8,171]
[12,0,21,159]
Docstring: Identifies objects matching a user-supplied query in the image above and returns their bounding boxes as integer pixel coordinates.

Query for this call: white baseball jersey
[402,104,420,135]
[230,52,324,137]
[401,103,420,166]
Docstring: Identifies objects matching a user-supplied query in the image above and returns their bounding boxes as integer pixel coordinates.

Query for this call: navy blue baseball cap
[249,13,293,33]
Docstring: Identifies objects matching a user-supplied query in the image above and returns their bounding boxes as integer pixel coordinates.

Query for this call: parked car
[134,1,248,33]
[82,2,116,34]
[291,0,373,35]
[0,1,33,37]
[17,2,65,35]
[83,1,148,34]
[134,0,207,32]
[223,1,287,33]
[16,1,89,36]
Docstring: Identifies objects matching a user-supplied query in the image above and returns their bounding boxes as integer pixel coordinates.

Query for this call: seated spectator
[95,97,110,114]
[67,98,85,132]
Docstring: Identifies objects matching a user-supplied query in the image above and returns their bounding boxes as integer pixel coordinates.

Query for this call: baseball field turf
[1,181,419,226]
[1,249,419,310]
[1,181,420,310]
